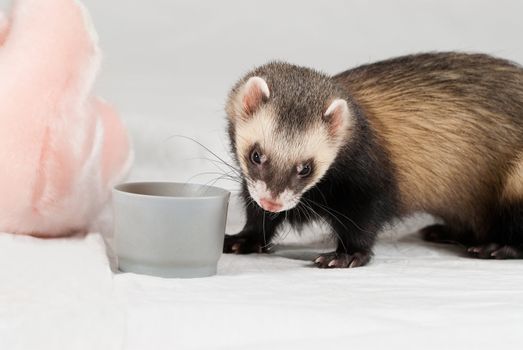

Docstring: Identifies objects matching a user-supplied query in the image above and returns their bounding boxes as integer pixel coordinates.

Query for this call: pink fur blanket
[0,0,132,237]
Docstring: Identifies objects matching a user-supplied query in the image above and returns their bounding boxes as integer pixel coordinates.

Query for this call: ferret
[223,52,523,268]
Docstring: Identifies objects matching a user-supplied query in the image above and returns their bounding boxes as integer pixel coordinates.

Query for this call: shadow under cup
[113,182,230,278]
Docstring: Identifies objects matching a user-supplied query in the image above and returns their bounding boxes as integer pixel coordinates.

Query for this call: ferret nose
[260,198,283,212]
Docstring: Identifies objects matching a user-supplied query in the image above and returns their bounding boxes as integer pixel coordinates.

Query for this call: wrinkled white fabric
[1,215,522,350]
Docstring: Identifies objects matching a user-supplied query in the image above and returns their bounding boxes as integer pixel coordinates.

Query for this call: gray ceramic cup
[113,182,230,278]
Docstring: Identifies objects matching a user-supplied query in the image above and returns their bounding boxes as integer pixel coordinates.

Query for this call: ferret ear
[240,76,270,116]
[323,99,352,137]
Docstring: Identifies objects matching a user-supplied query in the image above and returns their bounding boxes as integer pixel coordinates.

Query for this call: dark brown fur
[335,52,523,240]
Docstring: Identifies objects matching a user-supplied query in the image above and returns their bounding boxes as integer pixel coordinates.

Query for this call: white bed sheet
[1,213,522,350]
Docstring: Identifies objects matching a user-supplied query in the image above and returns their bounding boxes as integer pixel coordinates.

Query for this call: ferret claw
[231,243,241,253]
[467,243,523,259]
[314,256,325,264]
[313,251,371,269]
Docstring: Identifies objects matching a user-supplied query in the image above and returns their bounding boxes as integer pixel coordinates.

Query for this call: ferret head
[226,62,354,213]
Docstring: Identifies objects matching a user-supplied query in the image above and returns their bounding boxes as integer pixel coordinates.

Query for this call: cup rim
[113,181,230,200]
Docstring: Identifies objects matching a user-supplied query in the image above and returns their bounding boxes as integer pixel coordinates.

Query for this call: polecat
[223,52,523,268]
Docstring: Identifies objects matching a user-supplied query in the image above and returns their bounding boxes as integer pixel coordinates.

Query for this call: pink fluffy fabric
[0,0,132,237]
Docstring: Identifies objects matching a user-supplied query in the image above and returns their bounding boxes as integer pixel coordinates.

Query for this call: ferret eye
[297,163,312,178]
[250,150,262,165]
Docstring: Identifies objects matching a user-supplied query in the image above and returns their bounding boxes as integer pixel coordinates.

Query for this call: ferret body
[224,52,523,268]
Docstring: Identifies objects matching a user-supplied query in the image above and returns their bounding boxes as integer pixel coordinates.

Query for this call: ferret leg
[420,224,458,243]
[467,201,523,259]
[223,203,285,254]
[313,209,380,268]
[420,224,475,245]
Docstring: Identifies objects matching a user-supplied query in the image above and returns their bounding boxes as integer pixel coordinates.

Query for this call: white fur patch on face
[247,180,270,204]
[248,180,300,212]
[234,106,278,175]
[278,188,300,211]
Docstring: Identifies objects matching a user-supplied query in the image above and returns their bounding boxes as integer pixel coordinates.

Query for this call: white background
[71,0,523,188]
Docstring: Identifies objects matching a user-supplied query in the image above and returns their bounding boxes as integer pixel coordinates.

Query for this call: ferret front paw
[313,251,371,268]
[223,233,269,254]
[467,243,523,259]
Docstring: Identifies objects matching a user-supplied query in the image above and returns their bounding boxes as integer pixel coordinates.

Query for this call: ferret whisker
[300,200,348,253]
[272,213,294,248]
[245,196,256,209]
[304,197,374,235]
[312,186,329,206]
[200,174,243,188]
[190,157,241,177]
[166,134,240,176]
[185,171,235,184]
[262,210,267,248]
[294,204,303,223]
[302,198,349,232]
[300,202,315,224]
[200,174,242,189]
